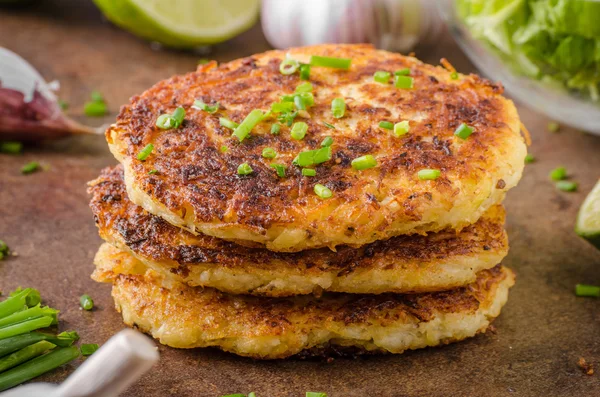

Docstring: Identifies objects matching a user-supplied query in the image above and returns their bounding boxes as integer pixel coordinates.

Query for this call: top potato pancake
[107,44,526,252]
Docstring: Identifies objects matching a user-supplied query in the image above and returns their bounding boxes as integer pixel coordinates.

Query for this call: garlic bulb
[261,0,444,52]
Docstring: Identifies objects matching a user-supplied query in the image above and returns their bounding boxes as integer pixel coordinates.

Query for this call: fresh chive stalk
[0,341,55,373]
[575,284,600,297]
[0,332,77,358]
[0,346,80,392]
[310,56,352,70]
[0,317,54,340]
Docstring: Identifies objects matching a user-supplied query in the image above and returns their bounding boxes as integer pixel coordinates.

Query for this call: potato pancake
[93,244,514,360]
[106,44,526,252]
[89,166,508,296]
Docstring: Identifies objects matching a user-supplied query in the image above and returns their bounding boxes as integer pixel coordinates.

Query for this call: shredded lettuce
[458,0,600,103]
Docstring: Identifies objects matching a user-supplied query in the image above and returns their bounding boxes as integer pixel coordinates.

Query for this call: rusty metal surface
[0,1,599,396]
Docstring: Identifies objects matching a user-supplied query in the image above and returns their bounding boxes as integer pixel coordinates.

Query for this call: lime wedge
[93,0,260,48]
[576,179,600,250]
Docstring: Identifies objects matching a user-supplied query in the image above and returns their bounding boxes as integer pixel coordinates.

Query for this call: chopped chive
[83,101,107,117]
[80,344,99,356]
[232,109,264,142]
[58,100,69,110]
[351,154,377,170]
[156,114,175,129]
[90,90,104,102]
[193,99,219,114]
[379,121,393,130]
[270,163,286,178]
[295,146,332,167]
[450,71,459,80]
[0,346,80,392]
[294,95,306,111]
[291,122,308,140]
[148,169,159,175]
[137,144,154,161]
[373,71,391,84]
[395,75,414,89]
[556,180,577,192]
[271,123,281,135]
[547,121,560,133]
[310,55,351,70]
[314,184,333,199]
[331,98,346,119]
[300,64,311,80]
[219,117,239,130]
[321,136,333,147]
[262,147,277,159]
[395,68,410,76]
[524,154,535,163]
[302,168,316,177]
[171,107,185,125]
[454,123,474,140]
[278,111,298,127]
[306,393,327,397]
[575,284,600,297]
[79,294,93,311]
[549,166,567,181]
[1,142,23,154]
[248,393,257,397]
[237,163,253,176]
[418,169,441,180]
[394,121,410,137]
[280,58,300,75]
[220,145,229,153]
[323,122,335,129]
[271,101,295,114]
[197,59,211,65]
[21,161,40,174]
[295,82,313,93]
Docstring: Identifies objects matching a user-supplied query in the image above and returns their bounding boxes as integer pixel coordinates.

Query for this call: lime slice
[576,179,600,250]
[92,0,260,48]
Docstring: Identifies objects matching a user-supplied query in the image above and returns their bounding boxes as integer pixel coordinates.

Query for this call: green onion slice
[295,82,313,93]
[294,95,306,111]
[291,122,308,140]
[219,117,239,129]
[450,72,459,80]
[280,58,300,75]
[0,142,23,154]
[351,154,377,170]
[454,123,474,140]
[310,55,352,70]
[394,121,410,137]
[314,184,333,199]
[418,169,441,180]
[556,180,577,192]
[83,101,107,117]
[395,68,410,76]
[21,162,40,175]
[373,71,391,84]
[300,64,311,80]
[575,284,600,297]
[270,163,286,178]
[295,146,332,167]
[331,98,346,119]
[237,162,253,176]
[81,344,99,356]
[271,123,281,135]
[193,99,219,114]
[549,166,567,181]
[79,294,94,311]
[171,106,185,126]
[321,136,333,147]
[395,75,414,89]
[137,144,154,161]
[379,121,393,130]
[524,154,535,163]
[232,110,264,142]
[302,168,316,177]
[271,101,295,114]
[262,147,277,159]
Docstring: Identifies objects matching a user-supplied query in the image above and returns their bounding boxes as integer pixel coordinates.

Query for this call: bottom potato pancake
[89,166,508,297]
[93,244,514,360]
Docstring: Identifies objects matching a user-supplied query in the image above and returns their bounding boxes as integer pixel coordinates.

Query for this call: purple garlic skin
[0,82,93,141]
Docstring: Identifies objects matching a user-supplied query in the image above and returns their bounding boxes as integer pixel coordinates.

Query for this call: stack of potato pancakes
[88,45,527,359]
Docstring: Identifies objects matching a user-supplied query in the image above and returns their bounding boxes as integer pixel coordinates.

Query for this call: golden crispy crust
[106,44,526,252]
[89,166,508,296]
[94,245,515,359]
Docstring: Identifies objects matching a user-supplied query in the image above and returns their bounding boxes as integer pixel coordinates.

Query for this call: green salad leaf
[458,0,600,102]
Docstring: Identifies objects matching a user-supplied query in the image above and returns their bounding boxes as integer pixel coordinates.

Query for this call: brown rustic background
[0,1,599,396]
